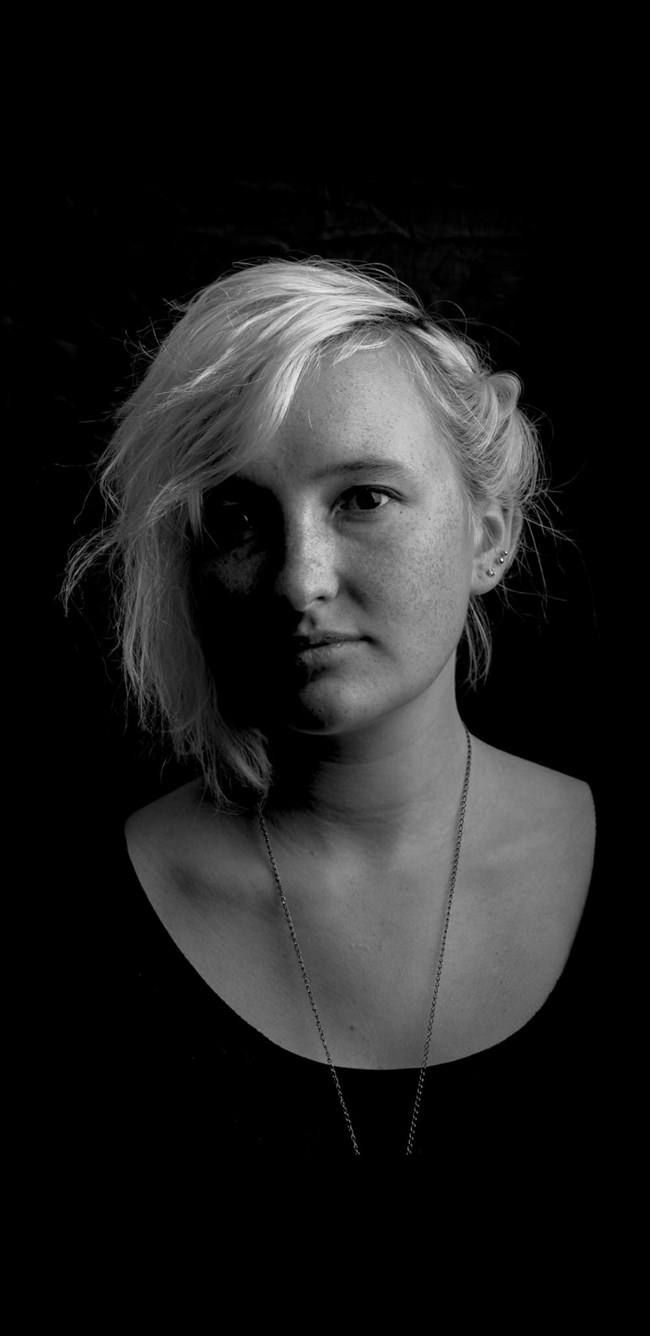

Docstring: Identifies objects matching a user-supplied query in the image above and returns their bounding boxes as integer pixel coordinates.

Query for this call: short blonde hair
[60,256,549,812]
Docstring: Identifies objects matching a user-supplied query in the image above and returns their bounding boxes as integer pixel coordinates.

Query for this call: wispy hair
[60,255,552,812]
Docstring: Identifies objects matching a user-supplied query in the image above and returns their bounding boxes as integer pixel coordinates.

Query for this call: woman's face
[192,345,482,737]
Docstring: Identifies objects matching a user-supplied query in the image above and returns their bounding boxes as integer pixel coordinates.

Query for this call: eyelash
[337,486,397,515]
[214,486,398,542]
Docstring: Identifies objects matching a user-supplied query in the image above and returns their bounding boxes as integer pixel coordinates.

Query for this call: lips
[291,633,361,649]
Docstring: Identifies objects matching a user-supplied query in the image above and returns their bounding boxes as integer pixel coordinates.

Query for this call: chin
[271,684,390,738]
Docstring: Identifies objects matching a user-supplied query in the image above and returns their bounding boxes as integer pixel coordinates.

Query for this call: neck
[263,683,469,870]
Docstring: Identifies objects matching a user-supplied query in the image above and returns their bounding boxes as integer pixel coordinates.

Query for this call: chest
[128,833,589,1071]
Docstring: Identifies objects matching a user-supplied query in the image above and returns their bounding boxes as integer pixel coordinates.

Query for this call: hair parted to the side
[60,255,551,813]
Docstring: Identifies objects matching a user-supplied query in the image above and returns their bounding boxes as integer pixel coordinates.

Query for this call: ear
[470,500,519,595]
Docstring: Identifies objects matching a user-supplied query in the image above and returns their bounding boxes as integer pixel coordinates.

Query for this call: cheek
[190,548,270,616]
[361,501,471,645]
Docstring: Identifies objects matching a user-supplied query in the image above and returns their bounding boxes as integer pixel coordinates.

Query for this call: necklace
[256,724,472,1156]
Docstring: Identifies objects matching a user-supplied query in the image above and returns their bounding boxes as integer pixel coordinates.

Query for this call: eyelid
[337,484,399,507]
[210,484,398,506]
[204,483,399,537]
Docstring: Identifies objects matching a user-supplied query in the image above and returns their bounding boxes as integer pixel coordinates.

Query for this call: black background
[7,156,637,1218]
[15,175,615,842]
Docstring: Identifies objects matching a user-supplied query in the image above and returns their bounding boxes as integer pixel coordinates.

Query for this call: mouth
[287,635,363,664]
[292,634,361,650]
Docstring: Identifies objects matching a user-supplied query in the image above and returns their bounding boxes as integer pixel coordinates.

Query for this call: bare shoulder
[471,736,596,925]
[124,780,199,870]
[479,737,594,823]
[125,780,205,846]
[124,780,257,906]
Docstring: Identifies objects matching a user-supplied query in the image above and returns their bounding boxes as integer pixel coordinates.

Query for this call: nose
[273,510,340,611]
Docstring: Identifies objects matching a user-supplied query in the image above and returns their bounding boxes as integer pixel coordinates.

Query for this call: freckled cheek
[360,524,470,647]
[372,512,456,596]
[192,552,268,602]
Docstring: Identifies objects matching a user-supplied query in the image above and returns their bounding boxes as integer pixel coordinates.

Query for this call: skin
[191,343,513,872]
[127,343,595,1068]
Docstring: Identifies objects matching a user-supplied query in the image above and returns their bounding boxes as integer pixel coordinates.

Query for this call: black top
[57,786,617,1168]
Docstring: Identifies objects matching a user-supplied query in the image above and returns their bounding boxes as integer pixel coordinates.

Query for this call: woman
[61,256,599,1160]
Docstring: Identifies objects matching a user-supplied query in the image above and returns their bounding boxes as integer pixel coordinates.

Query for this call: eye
[338,487,395,514]
[221,500,252,524]
[205,499,258,549]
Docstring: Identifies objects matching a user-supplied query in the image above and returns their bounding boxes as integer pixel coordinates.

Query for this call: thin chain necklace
[256,725,472,1156]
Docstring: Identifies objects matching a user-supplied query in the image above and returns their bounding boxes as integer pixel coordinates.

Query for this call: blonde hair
[60,255,549,812]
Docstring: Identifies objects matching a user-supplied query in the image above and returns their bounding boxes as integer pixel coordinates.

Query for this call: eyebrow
[225,457,418,489]
[312,457,417,483]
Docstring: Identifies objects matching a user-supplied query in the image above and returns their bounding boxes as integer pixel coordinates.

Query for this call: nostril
[271,520,336,603]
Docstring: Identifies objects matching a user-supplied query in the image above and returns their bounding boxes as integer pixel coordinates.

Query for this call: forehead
[242,346,448,485]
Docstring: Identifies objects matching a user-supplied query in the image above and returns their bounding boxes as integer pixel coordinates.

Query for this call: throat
[263,716,472,869]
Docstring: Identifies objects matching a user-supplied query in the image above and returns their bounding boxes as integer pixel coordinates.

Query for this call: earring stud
[486,567,495,577]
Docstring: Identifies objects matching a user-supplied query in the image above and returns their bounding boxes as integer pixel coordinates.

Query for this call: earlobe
[471,549,510,593]
[470,502,515,593]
